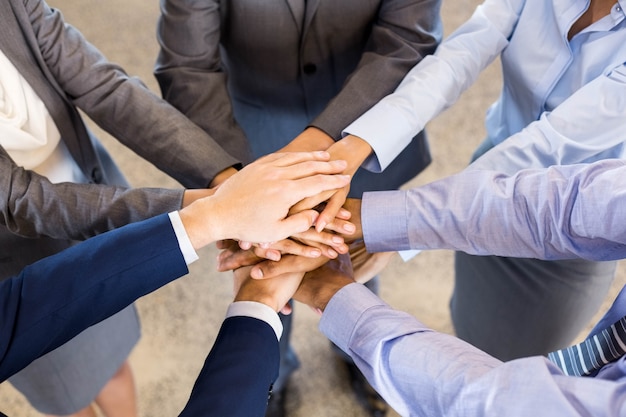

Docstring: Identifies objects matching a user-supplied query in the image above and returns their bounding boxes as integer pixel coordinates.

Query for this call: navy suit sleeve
[0,214,189,381]
[179,316,280,417]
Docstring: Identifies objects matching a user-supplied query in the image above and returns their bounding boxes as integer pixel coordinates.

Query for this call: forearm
[320,284,625,417]
[0,152,184,240]
[362,159,626,261]
[312,0,443,140]
[344,0,519,172]
[469,64,626,175]
[0,214,189,380]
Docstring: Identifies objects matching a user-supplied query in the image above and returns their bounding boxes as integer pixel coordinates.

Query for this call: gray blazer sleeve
[310,0,443,139]
[0,146,184,240]
[154,0,252,163]
[27,0,241,187]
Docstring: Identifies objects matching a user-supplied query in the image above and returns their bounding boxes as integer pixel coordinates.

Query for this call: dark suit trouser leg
[451,252,617,361]
[275,305,300,392]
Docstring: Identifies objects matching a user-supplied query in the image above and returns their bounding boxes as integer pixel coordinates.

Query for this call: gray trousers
[452,252,617,361]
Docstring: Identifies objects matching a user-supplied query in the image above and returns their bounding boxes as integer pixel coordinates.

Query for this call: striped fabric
[548,316,626,377]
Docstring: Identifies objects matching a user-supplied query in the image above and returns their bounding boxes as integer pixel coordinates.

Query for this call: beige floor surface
[1,1,625,416]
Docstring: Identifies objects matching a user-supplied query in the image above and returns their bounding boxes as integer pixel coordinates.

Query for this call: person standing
[155,1,442,415]
[0,0,243,415]
[340,0,626,362]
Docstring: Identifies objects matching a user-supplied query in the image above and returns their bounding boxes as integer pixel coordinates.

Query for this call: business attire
[0,0,240,413]
[317,159,626,416]
[0,212,281,417]
[320,282,626,417]
[345,0,626,360]
[155,0,442,401]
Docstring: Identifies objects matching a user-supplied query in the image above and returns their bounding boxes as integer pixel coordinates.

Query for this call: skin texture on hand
[178,151,350,250]
[294,255,355,312]
[291,134,371,232]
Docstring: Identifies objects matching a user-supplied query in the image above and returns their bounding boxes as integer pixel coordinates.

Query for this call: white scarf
[0,49,85,183]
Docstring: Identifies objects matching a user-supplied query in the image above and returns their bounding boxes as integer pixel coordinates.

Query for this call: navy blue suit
[0,213,279,416]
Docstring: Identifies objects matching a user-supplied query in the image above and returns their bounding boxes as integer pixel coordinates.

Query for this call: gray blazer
[0,0,241,277]
[156,0,442,195]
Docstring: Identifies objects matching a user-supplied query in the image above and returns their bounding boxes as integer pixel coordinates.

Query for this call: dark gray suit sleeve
[0,146,184,240]
[26,0,242,187]
[310,0,443,139]
[155,0,252,164]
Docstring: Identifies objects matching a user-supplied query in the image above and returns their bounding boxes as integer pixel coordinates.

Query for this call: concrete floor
[1,1,625,416]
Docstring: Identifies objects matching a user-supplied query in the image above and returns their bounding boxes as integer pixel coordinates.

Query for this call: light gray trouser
[452,252,617,361]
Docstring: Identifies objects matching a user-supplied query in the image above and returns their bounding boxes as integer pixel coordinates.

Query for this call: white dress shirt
[344,0,626,174]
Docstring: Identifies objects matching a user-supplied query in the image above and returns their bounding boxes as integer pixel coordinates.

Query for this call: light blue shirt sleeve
[320,283,626,417]
[470,64,626,174]
[362,159,626,261]
[343,0,521,172]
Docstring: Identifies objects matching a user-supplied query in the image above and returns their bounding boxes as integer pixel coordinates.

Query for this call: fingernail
[251,268,263,279]
[343,223,356,233]
[309,249,321,257]
[332,236,343,244]
[328,248,338,258]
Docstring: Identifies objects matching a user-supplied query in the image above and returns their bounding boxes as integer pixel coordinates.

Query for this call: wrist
[329,135,372,175]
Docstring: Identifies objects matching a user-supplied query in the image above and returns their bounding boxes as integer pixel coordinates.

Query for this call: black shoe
[344,361,388,417]
[265,386,287,417]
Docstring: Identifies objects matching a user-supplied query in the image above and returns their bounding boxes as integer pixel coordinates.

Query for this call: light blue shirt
[320,282,626,417]
[362,159,626,260]
[345,0,626,174]
[353,159,626,414]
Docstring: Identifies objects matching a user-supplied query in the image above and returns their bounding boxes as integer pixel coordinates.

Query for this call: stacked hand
[213,129,375,312]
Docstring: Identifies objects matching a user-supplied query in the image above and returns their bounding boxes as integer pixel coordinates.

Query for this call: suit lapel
[302,0,321,38]
[285,0,304,34]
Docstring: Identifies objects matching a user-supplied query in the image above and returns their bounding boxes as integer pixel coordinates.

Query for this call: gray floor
[2,1,625,416]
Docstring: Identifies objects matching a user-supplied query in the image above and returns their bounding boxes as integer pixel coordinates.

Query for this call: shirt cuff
[319,283,386,352]
[226,301,283,340]
[168,211,200,265]
[342,101,416,173]
[362,190,411,253]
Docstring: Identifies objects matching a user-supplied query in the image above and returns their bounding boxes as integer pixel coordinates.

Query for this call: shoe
[265,386,287,417]
[344,361,388,417]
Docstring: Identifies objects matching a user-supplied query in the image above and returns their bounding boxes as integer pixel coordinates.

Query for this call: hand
[349,241,395,284]
[179,151,350,250]
[279,126,335,152]
[293,254,355,313]
[233,266,305,313]
[209,166,238,188]
[249,252,331,280]
[291,135,372,232]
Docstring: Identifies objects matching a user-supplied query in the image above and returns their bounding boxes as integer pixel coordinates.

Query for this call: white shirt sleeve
[226,301,283,340]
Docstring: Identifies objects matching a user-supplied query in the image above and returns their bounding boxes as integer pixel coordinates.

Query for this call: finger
[292,229,348,255]
[316,189,349,232]
[261,150,331,167]
[252,247,283,262]
[250,254,329,280]
[217,249,261,272]
[216,239,238,250]
[278,159,348,179]
[238,241,252,250]
[290,189,335,215]
[321,219,356,237]
[276,210,320,238]
[285,174,350,205]
[336,207,352,220]
[279,304,293,315]
[255,239,323,259]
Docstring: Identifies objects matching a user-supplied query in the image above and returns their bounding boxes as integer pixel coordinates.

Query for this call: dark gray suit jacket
[156,0,442,195]
[0,0,241,277]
